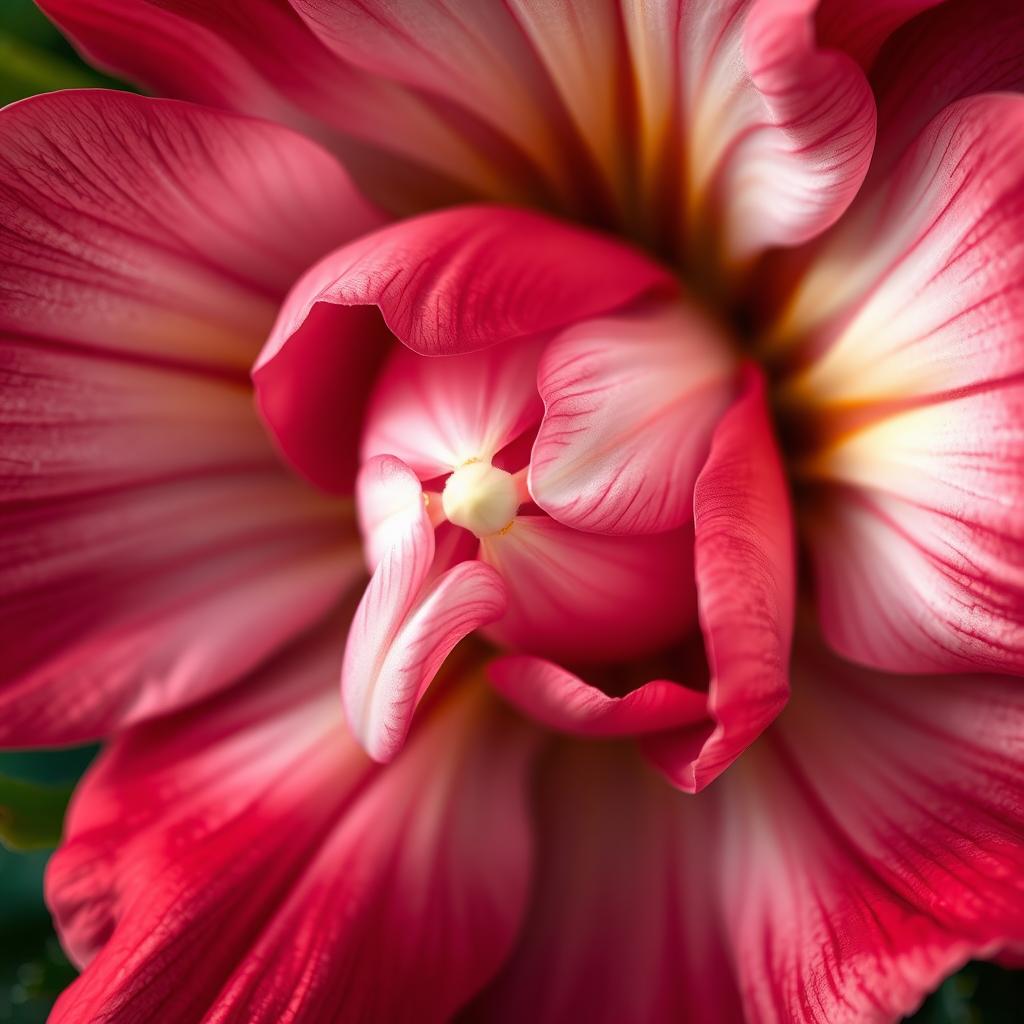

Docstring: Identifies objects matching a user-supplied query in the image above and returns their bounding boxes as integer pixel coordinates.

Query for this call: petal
[814,0,944,70]
[775,94,1024,674]
[718,633,1024,1024]
[870,0,1024,174]
[48,630,539,1024]
[0,90,363,744]
[805,385,1024,673]
[362,336,546,480]
[530,300,735,534]
[773,94,1024,406]
[711,0,877,261]
[0,468,357,746]
[479,516,696,663]
[0,90,380,373]
[344,456,507,761]
[466,742,744,1024]
[643,367,795,792]
[289,0,586,208]
[489,655,707,737]
[254,206,673,491]
[37,0,519,212]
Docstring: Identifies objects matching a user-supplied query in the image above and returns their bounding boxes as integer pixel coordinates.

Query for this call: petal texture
[776,95,1024,674]
[530,300,735,534]
[48,630,538,1024]
[0,89,379,372]
[0,91,364,742]
[644,368,794,792]
[718,634,1024,1024]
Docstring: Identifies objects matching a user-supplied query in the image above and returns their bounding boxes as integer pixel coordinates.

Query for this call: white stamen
[441,460,519,538]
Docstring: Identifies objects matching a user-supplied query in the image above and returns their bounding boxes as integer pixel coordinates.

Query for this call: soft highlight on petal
[530,300,736,535]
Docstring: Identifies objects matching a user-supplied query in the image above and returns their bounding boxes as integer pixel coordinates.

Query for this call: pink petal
[0,467,357,746]
[0,90,380,373]
[479,516,696,663]
[489,655,707,737]
[717,633,1024,1023]
[643,367,795,792]
[254,206,673,491]
[807,388,1024,672]
[776,95,1024,674]
[37,0,518,213]
[717,0,876,260]
[814,0,944,69]
[530,300,735,534]
[362,336,546,480]
[48,632,539,1023]
[289,0,588,209]
[344,456,506,761]
[466,743,743,1023]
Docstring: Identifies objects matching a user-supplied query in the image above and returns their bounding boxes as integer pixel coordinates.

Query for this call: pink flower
[3,1,1024,1020]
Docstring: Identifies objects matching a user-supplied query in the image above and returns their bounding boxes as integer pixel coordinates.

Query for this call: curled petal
[489,656,707,737]
[480,516,696,663]
[530,301,735,534]
[254,206,673,491]
[345,456,506,761]
[644,367,795,792]
[713,0,877,261]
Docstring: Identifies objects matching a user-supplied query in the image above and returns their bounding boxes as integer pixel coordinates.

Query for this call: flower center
[441,460,519,538]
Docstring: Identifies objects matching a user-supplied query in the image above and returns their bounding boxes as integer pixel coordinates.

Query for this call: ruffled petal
[530,300,735,534]
[715,0,877,261]
[479,516,695,663]
[718,633,1024,1023]
[344,456,506,761]
[48,629,539,1024]
[254,206,673,491]
[489,655,707,737]
[0,89,379,372]
[362,336,546,479]
[466,743,743,1024]
[643,367,795,792]
[776,95,1024,674]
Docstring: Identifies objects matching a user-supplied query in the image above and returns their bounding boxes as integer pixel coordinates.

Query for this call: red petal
[644,366,795,792]
[48,632,539,1023]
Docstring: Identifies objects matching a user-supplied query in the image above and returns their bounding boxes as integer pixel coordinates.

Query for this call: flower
[3,1,1024,1021]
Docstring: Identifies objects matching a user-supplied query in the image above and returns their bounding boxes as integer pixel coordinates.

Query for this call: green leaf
[0,32,107,106]
[0,775,72,852]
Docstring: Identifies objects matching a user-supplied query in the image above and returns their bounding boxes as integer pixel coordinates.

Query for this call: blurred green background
[0,1,1021,1020]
